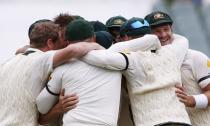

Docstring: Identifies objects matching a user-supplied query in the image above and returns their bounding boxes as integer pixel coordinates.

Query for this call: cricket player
[145,11,210,126]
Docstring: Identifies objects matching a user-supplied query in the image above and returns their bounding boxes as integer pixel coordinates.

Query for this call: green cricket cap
[106,16,127,28]
[144,11,173,27]
[65,19,94,41]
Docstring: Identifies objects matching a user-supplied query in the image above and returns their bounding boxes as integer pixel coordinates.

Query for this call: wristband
[192,94,208,109]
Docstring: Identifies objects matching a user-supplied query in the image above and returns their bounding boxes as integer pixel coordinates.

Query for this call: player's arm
[176,52,210,108]
[82,35,160,70]
[15,45,30,55]
[31,42,104,87]
[165,34,189,67]
[36,67,78,124]
[109,34,161,52]
[38,89,78,125]
[53,42,104,67]
[36,68,63,115]
[82,50,129,71]
[194,52,210,107]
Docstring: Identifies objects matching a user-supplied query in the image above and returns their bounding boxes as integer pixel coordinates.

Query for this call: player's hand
[54,88,79,114]
[175,85,196,107]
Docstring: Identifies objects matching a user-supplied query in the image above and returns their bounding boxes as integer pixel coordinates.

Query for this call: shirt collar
[26,48,43,53]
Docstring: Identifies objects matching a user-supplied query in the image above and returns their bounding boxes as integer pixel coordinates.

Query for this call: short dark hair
[54,13,75,28]
[28,19,51,38]
[30,22,59,48]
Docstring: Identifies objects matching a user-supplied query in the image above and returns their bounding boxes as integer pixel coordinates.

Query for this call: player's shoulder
[188,49,208,60]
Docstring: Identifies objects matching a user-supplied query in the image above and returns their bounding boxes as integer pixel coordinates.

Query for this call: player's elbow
[36,98,49,115]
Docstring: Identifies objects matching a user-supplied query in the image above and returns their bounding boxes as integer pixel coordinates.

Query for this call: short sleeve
[36,66,63,114]
[193,51,210,88]
[35,51,56,80]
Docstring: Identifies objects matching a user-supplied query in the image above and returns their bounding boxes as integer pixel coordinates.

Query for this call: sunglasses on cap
[130,20,150,29]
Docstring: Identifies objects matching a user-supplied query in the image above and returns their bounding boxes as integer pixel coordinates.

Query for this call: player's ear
[47,38,55,49]
[89,35,96,43]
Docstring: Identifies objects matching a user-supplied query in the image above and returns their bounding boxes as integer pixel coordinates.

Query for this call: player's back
[124,47,191,126]
[0,51,44,126]
[56,59,121,126]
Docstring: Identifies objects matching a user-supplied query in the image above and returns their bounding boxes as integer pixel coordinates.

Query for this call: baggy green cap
[65,19,94,41]
[106,16,127,28]
[144,11,173,27]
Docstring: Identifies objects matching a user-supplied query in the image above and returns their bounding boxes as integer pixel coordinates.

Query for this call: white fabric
[181,49,210,126]
[124,48,190,126]
[82,34,191,126]
[36,60,122,126]
[193,94,208,109]
[30,49,56,97]
[0,48,55,126]
[83,34,161,71]
[108,34,161,52]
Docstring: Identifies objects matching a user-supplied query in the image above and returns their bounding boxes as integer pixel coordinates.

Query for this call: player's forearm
[83,50,127,70]
[203,91,210,106]
[202,83,210,106]
[109,34,161,52]
[53,42,103,67]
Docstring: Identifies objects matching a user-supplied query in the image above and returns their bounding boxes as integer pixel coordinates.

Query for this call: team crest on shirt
[207,60,210,67]
[48,73,52,81]
[121,49,130,54]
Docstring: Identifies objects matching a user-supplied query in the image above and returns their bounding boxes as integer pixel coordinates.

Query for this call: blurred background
[0,0,210,63]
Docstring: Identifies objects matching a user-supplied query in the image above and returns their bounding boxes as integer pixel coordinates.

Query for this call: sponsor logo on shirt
[207,60,210,67]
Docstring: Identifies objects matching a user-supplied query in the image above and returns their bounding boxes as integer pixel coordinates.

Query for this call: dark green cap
[73,15,85,20]
[106,16,127,28]
[90,21,108,32]
[95,31,114,49]
[144,11,173,27]
[65,19,94,41]
[120,17,151,37]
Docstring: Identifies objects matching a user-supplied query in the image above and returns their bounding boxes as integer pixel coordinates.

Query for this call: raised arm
[31,42,103,92]
[82,50,128,70]
[82,35,160,70]
[53,42,104,67]
[109,34,161,52]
